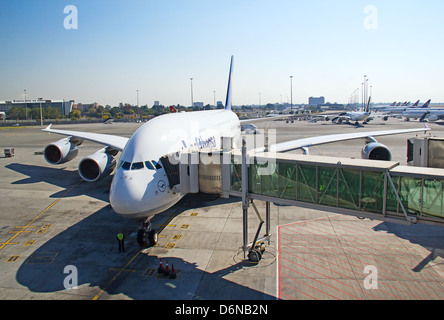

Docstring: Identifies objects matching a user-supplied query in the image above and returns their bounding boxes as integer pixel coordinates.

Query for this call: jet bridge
[167,138,444,262]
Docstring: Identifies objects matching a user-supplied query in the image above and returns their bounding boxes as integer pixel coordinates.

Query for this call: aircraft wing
[335,115,351,121]
[239,114,289,124]
[256,126,430,153]
[42,124,129,151]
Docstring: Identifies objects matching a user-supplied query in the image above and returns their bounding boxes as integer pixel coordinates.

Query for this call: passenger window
[121,161,131,170]
[152,160,162,170]
[145,161,155,170]
[131,162,144,170]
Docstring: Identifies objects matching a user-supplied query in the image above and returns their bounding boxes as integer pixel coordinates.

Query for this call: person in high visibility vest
[117,232,125,252]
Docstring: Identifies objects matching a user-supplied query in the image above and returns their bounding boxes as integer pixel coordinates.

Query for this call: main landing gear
[137,218,158,247]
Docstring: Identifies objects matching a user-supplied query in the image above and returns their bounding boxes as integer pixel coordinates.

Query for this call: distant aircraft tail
[366,96,372,113]
[419,99,431,108]
[412,100,420,107]
[390,102,396,106]
[169,106,177,113]
[225,56,234,111]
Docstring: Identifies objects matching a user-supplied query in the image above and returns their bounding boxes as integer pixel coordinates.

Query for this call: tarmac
[0,117,443,300]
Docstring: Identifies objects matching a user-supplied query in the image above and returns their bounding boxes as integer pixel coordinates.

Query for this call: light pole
[38,98,43,126]
[363,75,367,106]
[24,89,27,121]
[190,78,194,108]
[136,90,139,118]
[290,76,293,113]
[361,82,364,109]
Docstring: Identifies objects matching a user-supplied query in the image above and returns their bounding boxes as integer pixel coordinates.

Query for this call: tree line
[5,103,228,121]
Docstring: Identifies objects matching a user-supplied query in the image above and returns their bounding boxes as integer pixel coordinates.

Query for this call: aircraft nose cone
[110,173,146,215]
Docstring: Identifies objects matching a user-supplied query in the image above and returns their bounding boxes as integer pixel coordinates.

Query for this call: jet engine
[361,142,392,161]
[44,137,82,165]
[78,148,117,182]
[427,115,438,122]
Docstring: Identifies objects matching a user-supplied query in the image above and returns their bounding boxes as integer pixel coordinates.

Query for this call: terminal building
[0,99,74,116]
[308,96,325,106]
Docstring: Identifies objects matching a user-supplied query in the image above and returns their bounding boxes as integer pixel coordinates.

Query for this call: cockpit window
[121,161,131,171]
[152,160,162,170]
[145,161,155,170]
[131,162,144,170]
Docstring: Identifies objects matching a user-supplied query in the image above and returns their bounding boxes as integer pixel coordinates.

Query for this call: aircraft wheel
[137,229,146,246]
[148,229,158,246]
[248,249,262,263]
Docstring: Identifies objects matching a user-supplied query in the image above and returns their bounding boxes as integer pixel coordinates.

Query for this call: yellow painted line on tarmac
[93,252,141,300]
[92,214,178,300]
[0,181,81,251]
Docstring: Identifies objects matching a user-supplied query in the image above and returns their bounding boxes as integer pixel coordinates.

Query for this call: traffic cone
[164,260,170,276]
[158,258,164,274]
[169,263,177,279]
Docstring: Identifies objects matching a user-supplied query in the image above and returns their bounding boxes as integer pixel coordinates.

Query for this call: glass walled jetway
[169,140,444,261]
[229,151,444,225]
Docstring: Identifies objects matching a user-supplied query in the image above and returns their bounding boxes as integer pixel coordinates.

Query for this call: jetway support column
[240,137,271,262]
[241,138,249,259]
[266,201,271,245]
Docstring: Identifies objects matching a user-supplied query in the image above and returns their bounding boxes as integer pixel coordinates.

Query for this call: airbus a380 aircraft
[41,56,431,246]
[331,97,372,125]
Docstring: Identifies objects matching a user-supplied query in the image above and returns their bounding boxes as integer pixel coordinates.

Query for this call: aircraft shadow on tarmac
[15,200,274,300]
[9,163,269,299]
[372,222,444,272]
[6,163,112,202]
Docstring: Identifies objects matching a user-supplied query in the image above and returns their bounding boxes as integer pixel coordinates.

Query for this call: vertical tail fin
[366,96,371,113]
[412,100,420,107]
[225,56,234,110]
[420,99,431,108]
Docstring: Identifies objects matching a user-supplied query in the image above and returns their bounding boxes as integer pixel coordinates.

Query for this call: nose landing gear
[137,218,158,247]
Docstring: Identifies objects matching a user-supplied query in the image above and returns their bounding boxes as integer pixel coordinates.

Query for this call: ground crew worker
[117,232,125,252]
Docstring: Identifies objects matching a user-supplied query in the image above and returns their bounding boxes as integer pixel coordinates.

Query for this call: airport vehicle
[41,56,431,245]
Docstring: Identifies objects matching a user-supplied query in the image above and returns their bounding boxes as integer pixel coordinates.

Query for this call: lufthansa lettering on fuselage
[194,136,216,149]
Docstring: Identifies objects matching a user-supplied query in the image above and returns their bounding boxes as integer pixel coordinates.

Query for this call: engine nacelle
[361,142,392,161]
[427,115,439,122]
[44,138,79,165]
[78,148,116,182]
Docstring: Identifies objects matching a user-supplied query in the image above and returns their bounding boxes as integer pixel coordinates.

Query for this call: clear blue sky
[1,0,444,107]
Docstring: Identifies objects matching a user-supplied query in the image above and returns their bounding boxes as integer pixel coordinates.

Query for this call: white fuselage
[109,109,240,220]
[347,111,370,122]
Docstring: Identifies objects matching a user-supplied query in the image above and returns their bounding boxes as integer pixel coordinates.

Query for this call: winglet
[43,124,52,132]
[225,55,234,110]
